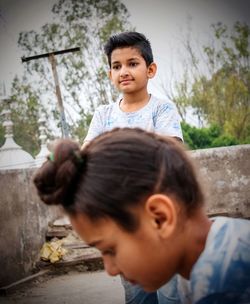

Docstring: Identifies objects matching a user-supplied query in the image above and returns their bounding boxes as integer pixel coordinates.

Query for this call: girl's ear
[145,194,177,239]
[147,62,157,79]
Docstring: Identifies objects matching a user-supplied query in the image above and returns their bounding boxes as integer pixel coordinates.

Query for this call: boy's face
[109,47,156,94]
[70,201,182,292]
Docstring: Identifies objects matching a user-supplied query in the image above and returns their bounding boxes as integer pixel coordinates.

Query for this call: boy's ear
[108,70,116,86]
[108,70,112,80]
[145,194,177,238]
[147,62,157,79]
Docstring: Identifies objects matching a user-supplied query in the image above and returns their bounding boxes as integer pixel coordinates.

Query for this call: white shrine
[0,107,35,170]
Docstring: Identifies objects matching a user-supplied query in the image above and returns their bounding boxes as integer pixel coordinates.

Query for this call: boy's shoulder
[96,102,117,111]
[94,102,118,116]
[151,95,172,104]
[150,95,178,113]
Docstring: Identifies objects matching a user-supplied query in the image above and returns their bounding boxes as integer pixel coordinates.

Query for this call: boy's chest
[103,110,155,131]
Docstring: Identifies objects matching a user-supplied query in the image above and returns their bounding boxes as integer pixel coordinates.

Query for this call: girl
[34,128,250,303]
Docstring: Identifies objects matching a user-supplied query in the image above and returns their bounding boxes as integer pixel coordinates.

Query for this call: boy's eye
[112,65,120,70]
[129,62,138,67]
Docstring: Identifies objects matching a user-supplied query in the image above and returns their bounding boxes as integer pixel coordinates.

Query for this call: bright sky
[0,0,249,110]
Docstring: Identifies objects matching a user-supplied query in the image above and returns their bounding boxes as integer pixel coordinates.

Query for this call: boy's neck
[120,92,151,112]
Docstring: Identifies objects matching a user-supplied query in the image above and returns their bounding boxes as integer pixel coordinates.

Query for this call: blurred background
[0,0,249,154]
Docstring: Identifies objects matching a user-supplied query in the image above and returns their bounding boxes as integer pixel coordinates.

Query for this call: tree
[0,122,4,147]
[0,76,47,156]
[173,22,250,143]
[17,0,133,140]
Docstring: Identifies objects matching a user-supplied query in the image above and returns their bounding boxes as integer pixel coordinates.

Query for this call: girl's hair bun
[33,139,85,207]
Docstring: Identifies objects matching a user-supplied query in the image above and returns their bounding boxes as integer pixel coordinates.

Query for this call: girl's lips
[122,275,142,287]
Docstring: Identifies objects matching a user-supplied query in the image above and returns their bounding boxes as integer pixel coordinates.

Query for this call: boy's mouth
[119,79,133,85]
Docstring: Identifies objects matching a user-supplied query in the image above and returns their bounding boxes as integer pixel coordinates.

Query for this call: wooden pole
[22,47,80,138]
[48,53,69,138]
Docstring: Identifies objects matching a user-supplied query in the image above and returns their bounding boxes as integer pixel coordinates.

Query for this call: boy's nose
[120,66,129,77]
[103,256,120,276]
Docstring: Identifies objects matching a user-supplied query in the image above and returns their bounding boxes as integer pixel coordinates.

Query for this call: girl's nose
[103,256,120,276]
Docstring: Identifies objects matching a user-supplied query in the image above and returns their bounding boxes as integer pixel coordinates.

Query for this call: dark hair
[34,128,204,232]
[104,31,154,67]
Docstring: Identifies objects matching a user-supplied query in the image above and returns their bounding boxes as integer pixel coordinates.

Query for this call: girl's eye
[102,248,116,256]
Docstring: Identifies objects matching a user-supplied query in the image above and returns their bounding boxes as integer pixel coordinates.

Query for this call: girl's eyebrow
[88,239,103,247]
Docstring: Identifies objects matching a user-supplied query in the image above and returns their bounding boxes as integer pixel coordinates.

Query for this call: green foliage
[174,22,250,143]
[11,77,41,156]
[182,122,240,150]
[0,123,4,147]
[211,134,239,148]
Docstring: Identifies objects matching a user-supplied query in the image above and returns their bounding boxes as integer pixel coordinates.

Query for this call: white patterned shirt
[84,95,183,142]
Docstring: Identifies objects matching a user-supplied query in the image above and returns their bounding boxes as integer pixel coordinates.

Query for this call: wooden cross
[22,47,80,138]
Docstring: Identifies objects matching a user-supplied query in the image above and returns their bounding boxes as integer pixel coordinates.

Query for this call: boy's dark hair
[104,31,154,67]
[34,128,204,232]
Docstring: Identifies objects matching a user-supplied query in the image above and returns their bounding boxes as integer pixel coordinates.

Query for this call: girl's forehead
[70,213,122,243]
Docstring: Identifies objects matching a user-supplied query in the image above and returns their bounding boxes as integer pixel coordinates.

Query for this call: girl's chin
[137,283,159,292]
[128,279,137,285]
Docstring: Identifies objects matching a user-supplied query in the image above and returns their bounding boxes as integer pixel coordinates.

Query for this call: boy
[83,31,183,146]
[83,32,183,303]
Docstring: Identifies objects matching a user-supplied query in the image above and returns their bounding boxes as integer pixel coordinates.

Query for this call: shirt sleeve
[83,106,105,143]
[191,218,250,304]
[154,102,183,141]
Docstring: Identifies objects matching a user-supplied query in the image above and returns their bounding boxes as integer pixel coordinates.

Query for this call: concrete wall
[191,144,250,218]
[0,168,61,287]
[0,144,249,287]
